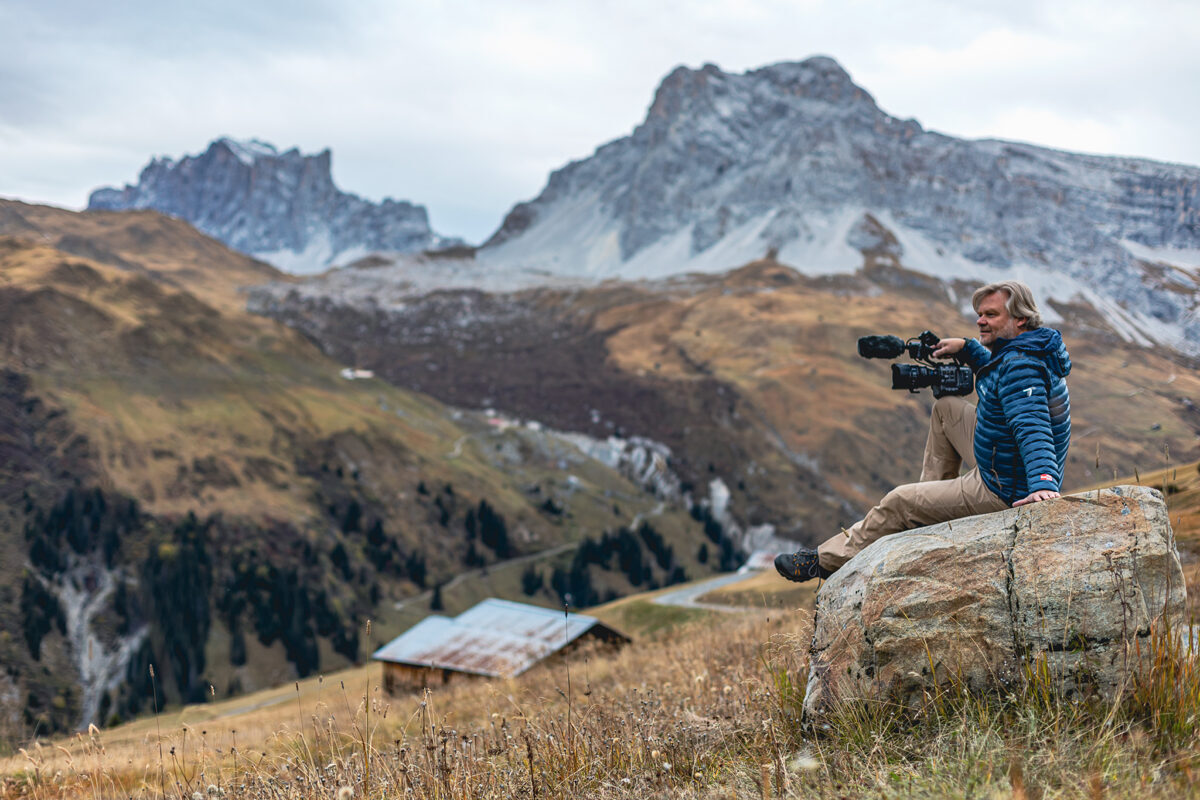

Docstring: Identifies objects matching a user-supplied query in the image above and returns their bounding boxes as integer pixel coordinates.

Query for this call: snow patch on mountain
[255,233,370,276]
[247,250,596,317]
[1122,239,1200,271]
[774,207,868,275]
[221,137,279,165]
[702,477,801,555]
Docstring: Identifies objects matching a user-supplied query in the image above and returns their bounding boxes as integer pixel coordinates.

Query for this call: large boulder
[805,485,1186,715]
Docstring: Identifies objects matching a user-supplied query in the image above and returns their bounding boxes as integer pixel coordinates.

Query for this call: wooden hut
[373,598,629,694]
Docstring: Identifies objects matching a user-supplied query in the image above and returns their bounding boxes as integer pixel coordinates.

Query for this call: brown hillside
[0,225,685,541]
[262,258,1200,546]
[0,199,288,313]
[599,260,1200,509]
[0,205,716,741]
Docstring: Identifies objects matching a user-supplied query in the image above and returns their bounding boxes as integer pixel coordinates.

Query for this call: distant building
[373,598,630,694]
[340,367,375,380]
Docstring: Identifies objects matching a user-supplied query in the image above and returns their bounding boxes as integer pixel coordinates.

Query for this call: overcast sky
[2,0,1198,243]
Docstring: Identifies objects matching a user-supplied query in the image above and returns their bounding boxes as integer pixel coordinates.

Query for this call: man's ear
[1015,317,1029,331]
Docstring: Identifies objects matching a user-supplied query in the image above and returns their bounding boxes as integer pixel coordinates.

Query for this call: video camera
[856,331,974,399]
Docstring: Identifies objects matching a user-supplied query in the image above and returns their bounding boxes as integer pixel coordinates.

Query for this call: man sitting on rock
[775,280,1072,583]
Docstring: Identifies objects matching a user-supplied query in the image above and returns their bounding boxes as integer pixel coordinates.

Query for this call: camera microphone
[857,335,906,360]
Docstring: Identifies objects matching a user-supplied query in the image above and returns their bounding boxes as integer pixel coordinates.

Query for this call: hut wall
[382,662,477,695]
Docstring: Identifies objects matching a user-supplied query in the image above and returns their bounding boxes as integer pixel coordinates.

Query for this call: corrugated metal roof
[372,598,612,678]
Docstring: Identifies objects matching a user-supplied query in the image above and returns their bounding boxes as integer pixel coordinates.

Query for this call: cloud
[1,0,1198,242]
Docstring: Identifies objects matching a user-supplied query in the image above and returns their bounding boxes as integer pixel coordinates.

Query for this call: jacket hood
[991,328,1072,378]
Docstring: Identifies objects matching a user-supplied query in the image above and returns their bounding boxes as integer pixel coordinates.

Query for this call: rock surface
[88,138,461,273]
[805,485,1186,715]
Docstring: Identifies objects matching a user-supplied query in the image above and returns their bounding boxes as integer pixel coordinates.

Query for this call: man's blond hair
[971,281,1042,330]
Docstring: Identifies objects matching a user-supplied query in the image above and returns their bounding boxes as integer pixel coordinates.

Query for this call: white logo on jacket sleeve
[1023,386,1034,397]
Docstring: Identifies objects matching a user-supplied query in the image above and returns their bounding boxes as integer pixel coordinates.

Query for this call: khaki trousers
[817,394,1008,571]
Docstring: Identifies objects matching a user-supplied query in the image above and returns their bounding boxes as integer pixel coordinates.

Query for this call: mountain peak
[89,138,459,273]
[479,56,1200,354]
[645,56,877,126]
[213,137,281,165]
[645,63,721,121]
[750,56,876,108]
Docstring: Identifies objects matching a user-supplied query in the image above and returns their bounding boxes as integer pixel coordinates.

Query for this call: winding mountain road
[651,571,759,613]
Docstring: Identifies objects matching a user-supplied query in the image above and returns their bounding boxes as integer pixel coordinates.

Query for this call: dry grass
[6,467,1200,798]
[6,597,1200,799]
[0,610,811,799]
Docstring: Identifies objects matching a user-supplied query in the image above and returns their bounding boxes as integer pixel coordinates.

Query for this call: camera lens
[891,364,936,391]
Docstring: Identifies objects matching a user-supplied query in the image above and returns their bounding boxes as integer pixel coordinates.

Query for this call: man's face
[976,291,1025,347]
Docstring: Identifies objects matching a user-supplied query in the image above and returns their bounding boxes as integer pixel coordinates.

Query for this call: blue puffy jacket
[961,328,1072,505]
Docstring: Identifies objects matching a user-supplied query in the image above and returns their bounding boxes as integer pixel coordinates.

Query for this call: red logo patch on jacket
[1039,474,1053,482]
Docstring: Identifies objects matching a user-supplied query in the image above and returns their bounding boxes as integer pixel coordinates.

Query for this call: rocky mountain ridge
[476,56,1200,354]
[84,59,1200,352]
[88,138,461,274]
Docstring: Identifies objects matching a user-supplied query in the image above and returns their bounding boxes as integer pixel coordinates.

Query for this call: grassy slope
[0,200,288,313]
[3,199,1199,788]
[0,206,717,727]
[597,260,1200,517]
[0,213,710,566]
[7,460,1199,799]
[287,257,1200,547]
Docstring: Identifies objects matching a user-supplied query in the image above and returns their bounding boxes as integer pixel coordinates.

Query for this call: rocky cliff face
[479,56,1200,354]
[88,138,460,273]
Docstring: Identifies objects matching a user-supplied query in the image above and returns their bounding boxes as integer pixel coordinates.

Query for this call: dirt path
[651,571,760,612]
[212,692,291,720]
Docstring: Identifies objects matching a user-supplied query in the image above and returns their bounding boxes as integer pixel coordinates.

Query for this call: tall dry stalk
[149,663,164,799]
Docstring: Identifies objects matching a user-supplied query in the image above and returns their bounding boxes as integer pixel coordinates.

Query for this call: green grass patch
[590,597,718,636]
